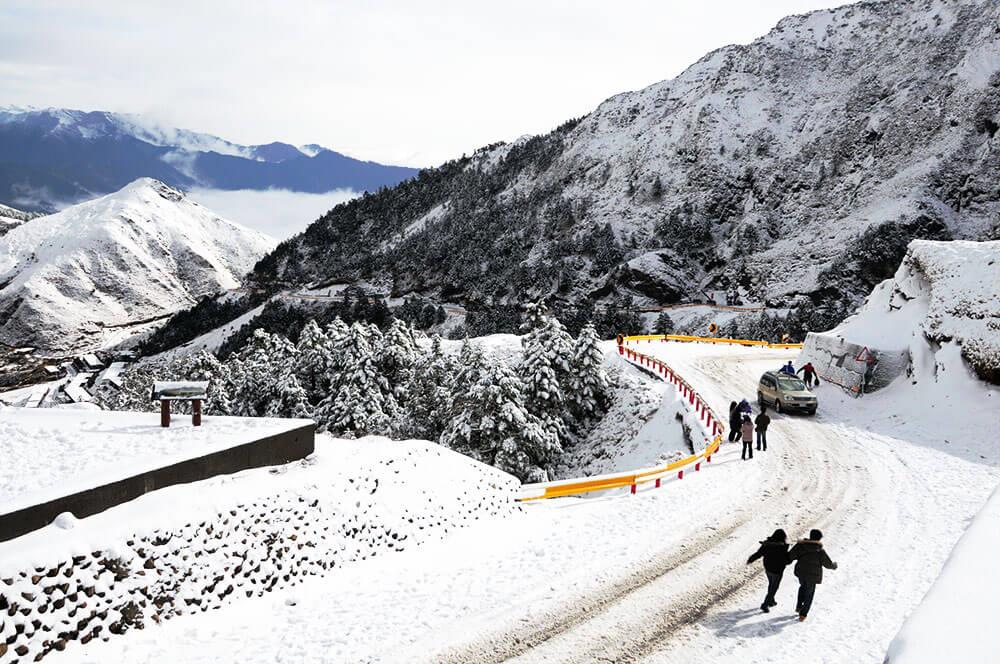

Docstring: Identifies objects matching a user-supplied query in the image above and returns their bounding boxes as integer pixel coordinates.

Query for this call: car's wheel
[774,399,782,414]
[808,407,817,416]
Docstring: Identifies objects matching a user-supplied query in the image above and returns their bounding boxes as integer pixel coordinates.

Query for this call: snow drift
[885,484,1000,663]
[0,179,275,354]
[802,239,1000,390]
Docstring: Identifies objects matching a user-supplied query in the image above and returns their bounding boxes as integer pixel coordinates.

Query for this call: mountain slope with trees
[246,0,1000,339]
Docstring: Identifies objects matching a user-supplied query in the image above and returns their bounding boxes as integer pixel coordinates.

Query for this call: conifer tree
[295,319,334,404]
[316,322,396,435]
[568,324,610,422]
[442,357,557,482]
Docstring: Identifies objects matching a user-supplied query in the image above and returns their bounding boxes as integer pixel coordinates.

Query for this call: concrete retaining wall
[801,333,910,394]
[0,423,316,543]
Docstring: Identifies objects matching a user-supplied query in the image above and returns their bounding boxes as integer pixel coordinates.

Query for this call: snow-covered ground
[42,339,996,663]
[885,484,1000,664]
[1,435,519,662]
[0,408,310,514]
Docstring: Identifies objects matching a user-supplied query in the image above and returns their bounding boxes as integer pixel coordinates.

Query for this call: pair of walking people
[737,405,771,460]
[746,528,838,621]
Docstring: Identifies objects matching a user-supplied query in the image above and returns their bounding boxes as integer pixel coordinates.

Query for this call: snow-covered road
[72,342,999,664]
[436,342,998,663]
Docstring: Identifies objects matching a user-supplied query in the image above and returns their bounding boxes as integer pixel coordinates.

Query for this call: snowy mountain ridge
[0,107,420,212]
[0,178,276,354]
[248,0,1000,340]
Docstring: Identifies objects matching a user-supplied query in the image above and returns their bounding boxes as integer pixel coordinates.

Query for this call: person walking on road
[755,407,771,451]
[788,529,838,621]
[747,529,790,612]
[740,414,754,460]
[728,401,741,442]
[797,362,819,388]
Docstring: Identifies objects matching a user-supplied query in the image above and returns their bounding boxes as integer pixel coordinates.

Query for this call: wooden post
[160,400,170,428]
[192,399,202,426]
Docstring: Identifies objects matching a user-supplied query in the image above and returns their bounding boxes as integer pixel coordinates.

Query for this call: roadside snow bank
[803,239,1000,390]
[0,435,519,662]
[885,483,1000,663]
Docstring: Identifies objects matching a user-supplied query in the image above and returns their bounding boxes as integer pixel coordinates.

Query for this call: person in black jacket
[746,528,790,612]
[754,407,771,451]
[728,401,741,442]
[788,529,838,621]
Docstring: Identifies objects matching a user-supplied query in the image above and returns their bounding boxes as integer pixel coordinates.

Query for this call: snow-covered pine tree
[295,319,334,404]
[377,318,419,401]
[178,350,232,415]
[401,334,457,440]
[654,312,675,335]
[441,357,557,482]
[324,316,350,374]
[519,302,573,441]
[227,328,302,417]
[567,323,610,422]
[315,321,396,436]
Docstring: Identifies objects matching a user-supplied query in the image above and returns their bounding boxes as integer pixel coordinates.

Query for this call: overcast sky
[1,0,852,167]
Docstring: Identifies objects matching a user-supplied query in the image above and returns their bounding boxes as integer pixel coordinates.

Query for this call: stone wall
[0,449,520,662]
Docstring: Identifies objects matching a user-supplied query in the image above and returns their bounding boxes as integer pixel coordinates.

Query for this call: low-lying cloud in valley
[188,188,358,240]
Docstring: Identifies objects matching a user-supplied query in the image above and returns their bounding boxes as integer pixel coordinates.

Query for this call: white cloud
[187,188,358,240]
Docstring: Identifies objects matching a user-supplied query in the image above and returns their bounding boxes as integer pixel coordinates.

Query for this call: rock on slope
[0,178,276,354]
[251,0,1000,334]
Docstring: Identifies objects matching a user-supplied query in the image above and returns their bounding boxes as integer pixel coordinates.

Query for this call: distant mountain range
[0,108,420,212]
[0,178,275,354]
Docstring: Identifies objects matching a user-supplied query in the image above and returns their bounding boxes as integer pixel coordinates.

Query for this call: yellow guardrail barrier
[520,436,722,501]
[623,333,803,349]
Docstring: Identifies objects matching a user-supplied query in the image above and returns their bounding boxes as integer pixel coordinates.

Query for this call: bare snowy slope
[250,0,1000,337]
[0,179,275,354]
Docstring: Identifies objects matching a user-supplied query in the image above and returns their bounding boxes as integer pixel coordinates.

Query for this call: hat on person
[810,528,823,540]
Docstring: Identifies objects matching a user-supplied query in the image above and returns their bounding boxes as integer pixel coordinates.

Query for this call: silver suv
[757,371,817,415]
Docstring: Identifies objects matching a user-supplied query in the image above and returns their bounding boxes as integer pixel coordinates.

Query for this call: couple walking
[746,528,839,621]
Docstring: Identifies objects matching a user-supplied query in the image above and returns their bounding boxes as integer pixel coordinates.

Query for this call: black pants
[742,440,753,459]
[756,430,767,451]
[763,571,783,607]
[796,581,817,616]
[804,373,816,388]
[729,424,741,442]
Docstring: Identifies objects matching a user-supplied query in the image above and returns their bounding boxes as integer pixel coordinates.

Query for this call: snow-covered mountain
[0,178,276,354]
[0,107,419,211]
[0,203,41,236]
[246,0,999,338]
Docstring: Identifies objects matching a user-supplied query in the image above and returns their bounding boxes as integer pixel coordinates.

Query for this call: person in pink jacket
[740,415,754,460]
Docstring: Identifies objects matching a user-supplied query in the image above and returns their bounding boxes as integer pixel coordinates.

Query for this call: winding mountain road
[434,343,997,664]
